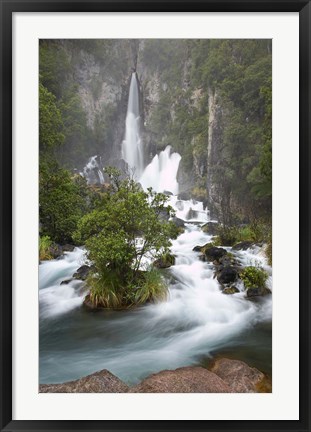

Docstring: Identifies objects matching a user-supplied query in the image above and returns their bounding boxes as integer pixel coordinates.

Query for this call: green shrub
[39,235,53,261]
[87,268,167,309]
[240,266,268,289]
[129,269,168,306]
[217,226,240,246]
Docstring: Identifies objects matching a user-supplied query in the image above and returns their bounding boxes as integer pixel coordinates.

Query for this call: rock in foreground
[39,369,129,393]
[210,358,270,393]
[129,366,232,393]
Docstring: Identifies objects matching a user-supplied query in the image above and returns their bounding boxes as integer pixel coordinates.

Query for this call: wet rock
[210,358,268,393]
[205,246,227,262]
[232,241,254,251]
[201,222,219,235]
[217,266,238,285]
[48,243,76,259]
[129,366,231,393]
[39,369,129,393]
[246,286,272,297]
[172,216,185,228]
[48,243,63,259]
[73,265,91,281]
[193,244,205,252]
[62,244,75,253]
[60,279,73,285]
[222,286,239,295]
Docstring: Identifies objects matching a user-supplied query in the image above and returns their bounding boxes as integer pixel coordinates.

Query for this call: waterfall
[139,146,181,195]
[81,156,104,185]
[122,73,144,178]
[122,72,182,194]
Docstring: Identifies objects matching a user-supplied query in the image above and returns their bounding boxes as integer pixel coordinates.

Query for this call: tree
[39,161,87,243]
[73,169,177,308]
[39,82,64,153]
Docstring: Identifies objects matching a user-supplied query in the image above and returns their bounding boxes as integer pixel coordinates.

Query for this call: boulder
[172,216,185,228]
[246,286,272,297]
[39,369,129,393]
[62,244,75,253]
[192,244,205,252]
[202,222,219,235]
[222,286,239,295]
[48,243,63,259]
[210,358,269,393]
[205,246,227,262]
[129,366,231,393]
[217,266,239,285]
[73,265,91,281]
[60,279,73,285]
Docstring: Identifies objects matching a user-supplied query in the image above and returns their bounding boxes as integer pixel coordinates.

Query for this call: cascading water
[122,73,144,178]
[139,146,181,195]
[81,155,104,185]
[39,71,272,386]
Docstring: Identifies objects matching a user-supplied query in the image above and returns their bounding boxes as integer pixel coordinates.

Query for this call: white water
[39,204,272,384]
[139,146,181,195]
[122,73,144,178]
[81,156,104,185]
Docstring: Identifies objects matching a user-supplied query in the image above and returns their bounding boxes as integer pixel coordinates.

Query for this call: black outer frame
[0,1,310,431]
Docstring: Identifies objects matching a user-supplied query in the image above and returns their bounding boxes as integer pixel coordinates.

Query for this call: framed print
[1,1,310,431]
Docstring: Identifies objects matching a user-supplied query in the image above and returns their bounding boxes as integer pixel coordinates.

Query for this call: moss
[240,266,268,289]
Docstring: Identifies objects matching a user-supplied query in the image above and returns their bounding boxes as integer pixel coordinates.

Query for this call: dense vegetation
[73,169,177,308]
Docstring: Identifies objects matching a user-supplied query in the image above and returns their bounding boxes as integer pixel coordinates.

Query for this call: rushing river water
[39,199,272,385]
[40,72,272,386]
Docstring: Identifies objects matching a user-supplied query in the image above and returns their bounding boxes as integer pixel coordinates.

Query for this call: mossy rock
[222,286,239,295]
[246,287,272,297]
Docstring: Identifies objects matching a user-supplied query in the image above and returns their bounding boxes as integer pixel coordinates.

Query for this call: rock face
[210,358,268,393]
[39,369,129,393]
[129,366,232,393]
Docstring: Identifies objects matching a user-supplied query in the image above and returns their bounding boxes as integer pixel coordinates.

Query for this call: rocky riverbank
[39,358,271,393]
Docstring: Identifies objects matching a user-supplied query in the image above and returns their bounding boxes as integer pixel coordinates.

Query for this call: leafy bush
[39,161,87,243]
[217,226,240,246]
[39,235,53,261]
[74,170,176,308]
[128,269,168,306]
[240,266,268,289]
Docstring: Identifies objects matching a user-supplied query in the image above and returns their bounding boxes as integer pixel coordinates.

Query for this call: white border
[13,12,299,420]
